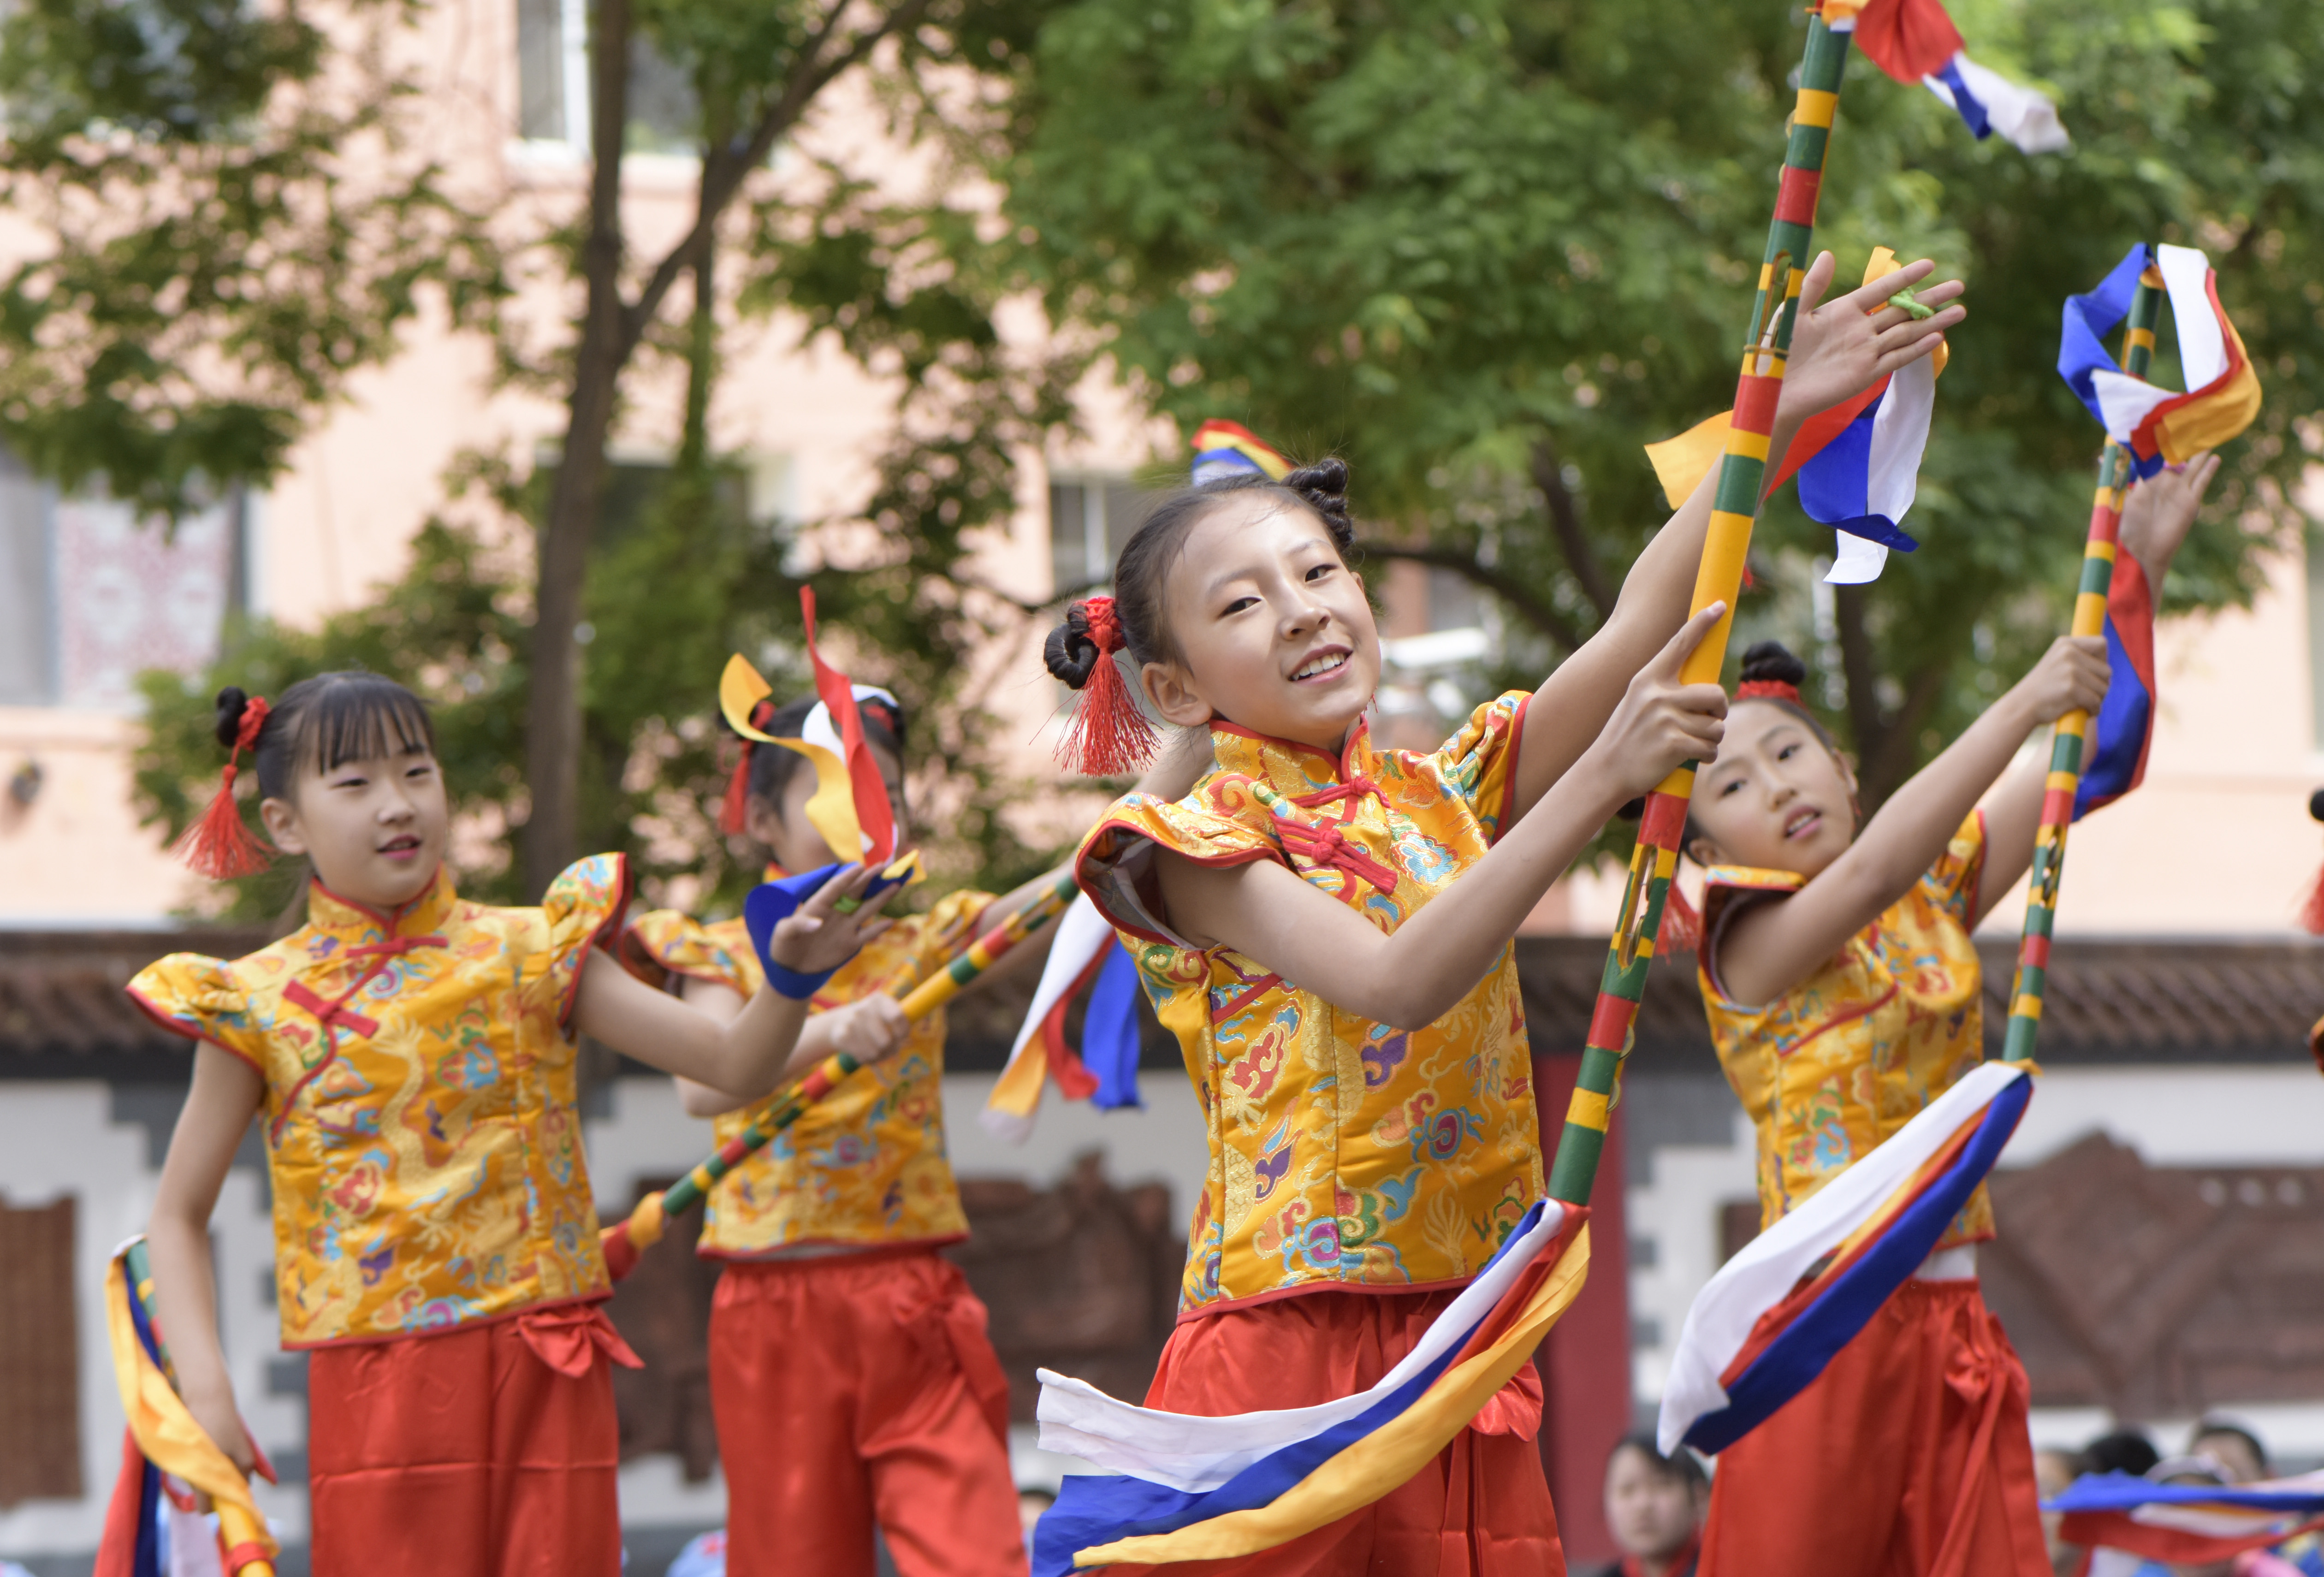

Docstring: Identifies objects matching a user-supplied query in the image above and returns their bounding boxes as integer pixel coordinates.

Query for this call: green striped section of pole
[1546,8,1852,1205]
[1999,267,2163,1064]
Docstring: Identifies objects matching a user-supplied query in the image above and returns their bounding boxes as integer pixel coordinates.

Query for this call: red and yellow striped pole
[600,869,1081,1278]
[1547,6,1852,1204]
[2000,267,2164,1064]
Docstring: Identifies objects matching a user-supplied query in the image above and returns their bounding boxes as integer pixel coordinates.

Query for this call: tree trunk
[522,0,632,897]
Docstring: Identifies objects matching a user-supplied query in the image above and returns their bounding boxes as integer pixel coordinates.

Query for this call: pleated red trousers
[709,1249,1026,1577]
[304,1303,635,1577]
[1107,1288,1566,1577]
[1698,1277,2050,1577]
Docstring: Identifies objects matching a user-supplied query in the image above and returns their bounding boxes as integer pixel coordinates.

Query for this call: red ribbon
[517,1304,643,1378]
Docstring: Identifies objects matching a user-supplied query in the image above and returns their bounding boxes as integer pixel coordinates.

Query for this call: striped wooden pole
[1546,7,1852,1205]
[600,868,1081,1278]
[2000,267,2164,1063]
[122,1239,278,1577]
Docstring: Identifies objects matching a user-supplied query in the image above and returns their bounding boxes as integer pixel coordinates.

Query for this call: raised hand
[1588,602,1731,797]
[768,863,897,975]
[1777,252,1966,422]
[2119,451,2222,582]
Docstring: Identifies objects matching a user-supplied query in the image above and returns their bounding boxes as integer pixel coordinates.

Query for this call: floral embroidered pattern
[1701,812,1996,1248]
[1080,693,1544,1313]
[622,887,990,1257]
[129,857,629,1347]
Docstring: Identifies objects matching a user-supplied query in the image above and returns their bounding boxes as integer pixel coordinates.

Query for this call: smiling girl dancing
[1047,255,1964,1575]
[125,672,888,1576]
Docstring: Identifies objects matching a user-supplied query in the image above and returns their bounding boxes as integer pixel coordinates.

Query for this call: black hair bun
[1738,641,1808,690]
[213,687,251,749]
[1044,605,1103,690]
[1282,456,1354,549]
[2308,787,2324,824]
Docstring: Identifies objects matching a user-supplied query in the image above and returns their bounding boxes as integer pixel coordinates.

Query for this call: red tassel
[1658,880,1703,954]
[174,695,275,880]
[2300,860,2324,937]
[1055,597,1158,777]
[173,763,274,879]
[719,742,756,835]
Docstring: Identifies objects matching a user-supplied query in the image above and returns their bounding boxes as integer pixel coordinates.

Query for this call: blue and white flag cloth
[1031,1199,1589,1574]
[1658,1061,2034,1456]
[1798,347,1939,586]
[2052,1470,2324,1570]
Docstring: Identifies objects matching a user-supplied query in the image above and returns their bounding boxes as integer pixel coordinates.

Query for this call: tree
[997,0,2324,806]
[513,0,1069,895]
[0,0,502,516]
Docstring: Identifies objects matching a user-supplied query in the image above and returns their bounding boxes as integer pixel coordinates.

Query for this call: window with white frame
[1047,476,1152,599]
[0,447,249,711]
[516,0,700,155]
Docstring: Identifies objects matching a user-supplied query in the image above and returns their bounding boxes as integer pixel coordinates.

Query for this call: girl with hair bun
[616,676,1206,1577]
[124,670,895,1577]
[1039,255,1963,1576]
[1679,458,2220,1577]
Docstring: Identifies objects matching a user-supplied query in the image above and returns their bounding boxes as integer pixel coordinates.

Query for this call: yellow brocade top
[127,857,630,1348]
[1078,695,1543,1317]
[619,885,992,1256]
[1698,811,1995,1249]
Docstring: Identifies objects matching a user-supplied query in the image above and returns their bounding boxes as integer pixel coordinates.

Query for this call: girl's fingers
[1654,602,1729,675]
[1792,251,1838,320]
[1837,256,1937,313]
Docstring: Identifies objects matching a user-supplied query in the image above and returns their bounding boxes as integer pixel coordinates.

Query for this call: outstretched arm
[1973,452,2220,922]
[577,864,895,1099]
[1157,606,1729,1030]
[1507,255,1966,824]
[675,989,909,1118]
[1714,638,2110,1006]
[147,1044,266,1474]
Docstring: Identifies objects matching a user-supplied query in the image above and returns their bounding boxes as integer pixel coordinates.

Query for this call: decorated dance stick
[1999,272,2160,1064]
[600,868,1082,1279]
[1544,6,1852,1206]
[103,1239,279,1576]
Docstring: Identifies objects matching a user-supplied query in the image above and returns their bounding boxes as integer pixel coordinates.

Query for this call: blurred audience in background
[1593,1433,1708,1577]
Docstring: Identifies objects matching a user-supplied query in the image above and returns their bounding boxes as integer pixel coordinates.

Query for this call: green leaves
[1000,0,2324,804]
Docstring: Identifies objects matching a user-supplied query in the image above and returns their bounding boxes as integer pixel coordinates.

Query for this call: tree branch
[1833,582,1883,765]
[618,0,936,360]
[1858,656,1951,809]
[1355,539,1585,652]
[1529,434,1617,621]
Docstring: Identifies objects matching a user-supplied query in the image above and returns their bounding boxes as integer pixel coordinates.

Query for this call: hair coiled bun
[1044,603,1104,691]
[1281,456,1355,550]
[1737,641,1807,691]
[213,686,253,750]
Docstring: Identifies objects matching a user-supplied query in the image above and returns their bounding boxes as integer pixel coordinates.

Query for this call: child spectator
[1595,1434,1708,1577]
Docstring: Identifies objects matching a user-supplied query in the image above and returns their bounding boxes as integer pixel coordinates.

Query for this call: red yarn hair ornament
[173,696,276,880]
[719,699,778,836]
[1734,678,1802,704]
[1055,597,1157,778]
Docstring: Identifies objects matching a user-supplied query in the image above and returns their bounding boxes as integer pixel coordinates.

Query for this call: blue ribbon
[2057,243,2167,479]
[742,862,912,999]
[1932,58,1991,139]
[1082,943,1146,1111]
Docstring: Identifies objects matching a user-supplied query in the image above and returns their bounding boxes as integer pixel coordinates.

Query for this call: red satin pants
[709,1249,1025,1577]
[1699,1276,2050,1577]
[1109,1288,1566,1577]
[304,1302,638,1577]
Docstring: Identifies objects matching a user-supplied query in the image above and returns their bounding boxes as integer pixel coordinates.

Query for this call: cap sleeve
[620,908,755,996]
[1697,865,1808,1008]
[1428,690,1532,843]
[127,953,267,1073]
[1076,777,1285,948]
[1919,810,1988,924]
[544,854,633,1029]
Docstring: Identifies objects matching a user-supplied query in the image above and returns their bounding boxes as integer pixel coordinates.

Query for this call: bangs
[293,673,437,776]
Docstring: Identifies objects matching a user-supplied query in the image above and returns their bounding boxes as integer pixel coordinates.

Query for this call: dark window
[0,1196,81,1507]
[1047,478,1151,598]
[516,0,700,153]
